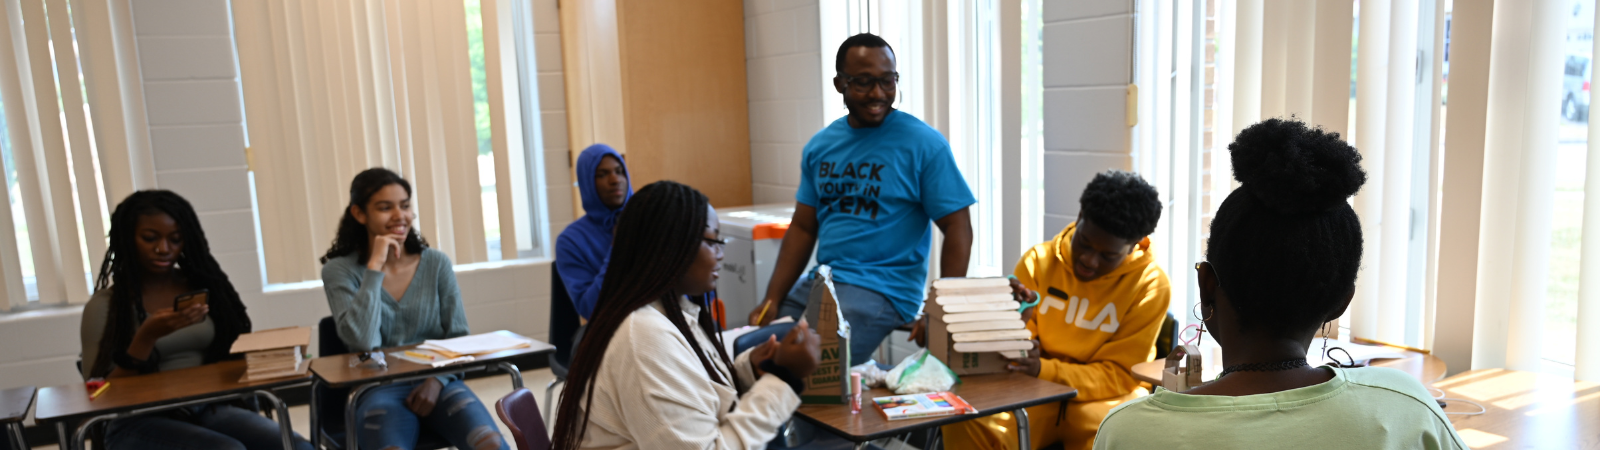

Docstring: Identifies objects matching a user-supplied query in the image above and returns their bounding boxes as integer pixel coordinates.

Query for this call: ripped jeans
[353,379,508,450]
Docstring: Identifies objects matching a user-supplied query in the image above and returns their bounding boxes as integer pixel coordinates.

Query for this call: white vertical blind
[1579,0,1600,383]
[45,0,109,276]
[1376,0,1418,344]
[1472,0,1565,372]
[0,0,149,306]
[236,0,538,283]
[1351,0,1390,340]
[74,0,154,205]
[0,1,28,311]
[1229,0,1261,139]
[482,0,526,261]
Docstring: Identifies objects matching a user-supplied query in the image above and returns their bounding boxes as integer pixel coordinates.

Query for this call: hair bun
[1228,118,1367,214]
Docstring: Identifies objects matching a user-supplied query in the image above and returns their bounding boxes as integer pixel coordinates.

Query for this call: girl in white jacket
[550,181,822,450]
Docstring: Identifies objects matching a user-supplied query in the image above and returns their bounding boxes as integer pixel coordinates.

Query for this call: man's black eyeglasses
[840,73,899,92]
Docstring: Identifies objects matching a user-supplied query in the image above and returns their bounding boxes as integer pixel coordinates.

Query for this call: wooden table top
[0,385,35,424]
[1130,343,1447,386]
[32,360,310,424]
[1434,369,1600,450]
[795,373,1078,442]
[309,331,555,388]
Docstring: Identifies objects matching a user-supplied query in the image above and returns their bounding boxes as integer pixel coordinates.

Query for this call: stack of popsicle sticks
[929,278,1034,355]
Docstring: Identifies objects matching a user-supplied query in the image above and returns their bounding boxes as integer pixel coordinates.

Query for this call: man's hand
[406,378,444,417]
[749,298,780,326]
[1006,340,1042,378]
[908,317,928,347]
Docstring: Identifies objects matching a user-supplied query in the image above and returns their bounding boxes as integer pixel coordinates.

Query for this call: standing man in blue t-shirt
[748,33,975,367]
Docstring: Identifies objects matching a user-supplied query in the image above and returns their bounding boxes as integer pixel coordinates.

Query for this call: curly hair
[1206,118,1368,337]
[320,168,428,265]
[1079,170,1163,240]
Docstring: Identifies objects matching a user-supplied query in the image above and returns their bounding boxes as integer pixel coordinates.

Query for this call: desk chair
[1153,312,1179,360]
[547,265,585,421]
[494,388,550,450]
[315,316,450,450]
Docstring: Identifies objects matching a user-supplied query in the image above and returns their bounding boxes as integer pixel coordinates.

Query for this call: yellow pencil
[404,350,437,361]
[756,301,772,324]
[89,381,111,400]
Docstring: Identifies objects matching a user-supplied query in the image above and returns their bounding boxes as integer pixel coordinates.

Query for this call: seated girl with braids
[1092,119,1466,449]
[320,168,507,450]
[79,191,316,450]
[550,180,823,450]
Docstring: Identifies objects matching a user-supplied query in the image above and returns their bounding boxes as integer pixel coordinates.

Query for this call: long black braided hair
[551,180,735,450]
[320,167,428,265]
[90,190,251,378]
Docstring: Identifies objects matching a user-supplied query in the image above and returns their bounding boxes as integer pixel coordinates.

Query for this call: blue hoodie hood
[574,143,632,228]
[555,144,632,320]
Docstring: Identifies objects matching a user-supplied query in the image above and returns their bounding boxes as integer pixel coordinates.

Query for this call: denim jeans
[105,403,315,450]
[352,379,508,450]
[776,272,911,367]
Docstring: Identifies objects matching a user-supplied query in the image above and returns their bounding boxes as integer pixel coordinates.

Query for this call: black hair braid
[91,190,251,379]
[1206,118,1367,338]
[551,180,732,450]
[321,167,429,265]
[1079,170,1163,240]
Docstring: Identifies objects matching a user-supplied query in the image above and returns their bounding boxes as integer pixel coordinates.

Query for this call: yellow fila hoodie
[1016,222,1171,402]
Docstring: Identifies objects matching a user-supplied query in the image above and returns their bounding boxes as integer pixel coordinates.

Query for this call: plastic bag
[849,360,890,388]
[884,349,960,394]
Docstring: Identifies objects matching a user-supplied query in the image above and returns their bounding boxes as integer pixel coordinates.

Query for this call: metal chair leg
[544,378,563,423]
[1015,407,1031,450]
[496,362,524,389]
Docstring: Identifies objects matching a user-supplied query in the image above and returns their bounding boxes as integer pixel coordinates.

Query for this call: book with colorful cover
[872,392,977,420]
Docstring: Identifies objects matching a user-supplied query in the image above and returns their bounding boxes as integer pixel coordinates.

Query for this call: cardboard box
[230,326,312,354]
[800,265,851,404]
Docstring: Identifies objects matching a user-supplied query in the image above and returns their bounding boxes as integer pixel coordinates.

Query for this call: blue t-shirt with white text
[796,110,976,323]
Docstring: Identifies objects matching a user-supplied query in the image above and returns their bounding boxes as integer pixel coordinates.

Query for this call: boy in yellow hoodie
[944,170,1171,450]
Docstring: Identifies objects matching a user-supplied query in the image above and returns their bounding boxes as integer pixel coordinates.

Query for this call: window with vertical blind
[1149,0,1600,380]
[1133,0,1222,329]
[0,0,152,311]
[1137,0,1446,351]
[232,0,550,285]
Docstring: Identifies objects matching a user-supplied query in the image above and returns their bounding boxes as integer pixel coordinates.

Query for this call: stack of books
[927,278,1034,373]
[229,327,312,382]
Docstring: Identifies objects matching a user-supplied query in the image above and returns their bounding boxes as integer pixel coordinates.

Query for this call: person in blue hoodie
[556,144,633,320]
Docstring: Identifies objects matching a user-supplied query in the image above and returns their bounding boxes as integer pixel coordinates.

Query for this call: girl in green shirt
[1094,119,1466,450]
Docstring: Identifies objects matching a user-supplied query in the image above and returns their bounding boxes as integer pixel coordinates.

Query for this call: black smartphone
[174,289,210,311]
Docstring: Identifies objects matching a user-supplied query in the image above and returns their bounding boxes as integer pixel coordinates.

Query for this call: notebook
[873,392,977,420]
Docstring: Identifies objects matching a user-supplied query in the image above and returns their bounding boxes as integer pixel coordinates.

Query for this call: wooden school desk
[32,360,307,450]
[795,373,1078,450]
[1129,342,1447,386]
[307,331,555,450]
[1434,369,1600,449]
[1,386,35,450]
